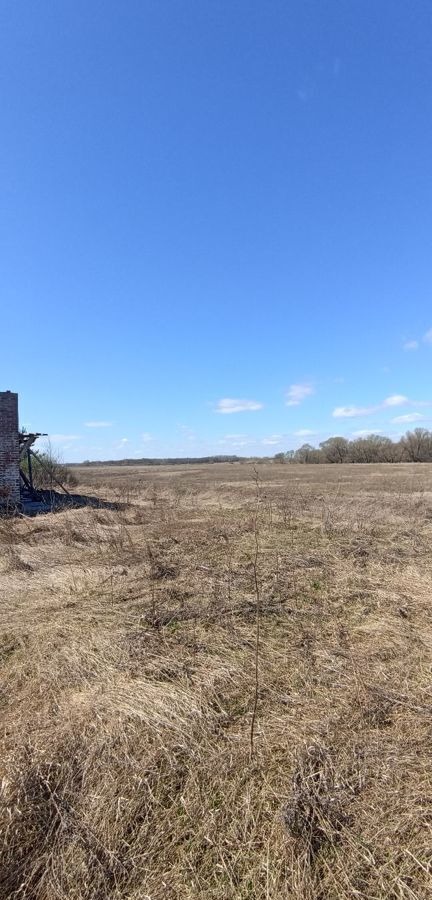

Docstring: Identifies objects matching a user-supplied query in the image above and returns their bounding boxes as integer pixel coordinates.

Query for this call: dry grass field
[1,462,432,899]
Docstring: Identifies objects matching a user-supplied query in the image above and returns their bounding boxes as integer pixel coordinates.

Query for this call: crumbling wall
[0,391,20,506]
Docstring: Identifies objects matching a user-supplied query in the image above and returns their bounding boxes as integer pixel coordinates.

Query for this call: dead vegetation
[1,462,432,899]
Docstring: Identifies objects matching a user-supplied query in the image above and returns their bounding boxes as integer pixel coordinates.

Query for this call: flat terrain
[1,463,432,899]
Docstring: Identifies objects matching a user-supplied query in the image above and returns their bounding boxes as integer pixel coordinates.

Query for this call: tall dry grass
[1,463,432,898]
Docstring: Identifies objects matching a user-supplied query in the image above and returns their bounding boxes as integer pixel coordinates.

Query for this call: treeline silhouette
[274,428,432,464]
[74,429,432,467]
[78,455,243,467]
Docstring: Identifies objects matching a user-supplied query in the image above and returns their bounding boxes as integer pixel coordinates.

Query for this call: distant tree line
[77,455,243,467]
[273,428,432,464]
[70,431,432,468]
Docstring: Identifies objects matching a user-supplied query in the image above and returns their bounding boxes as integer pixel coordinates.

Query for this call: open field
[1,462,432,899]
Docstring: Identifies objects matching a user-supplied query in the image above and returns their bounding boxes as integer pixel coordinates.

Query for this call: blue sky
[1,1,431,461]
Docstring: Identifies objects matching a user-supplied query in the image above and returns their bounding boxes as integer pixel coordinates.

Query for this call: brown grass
[1,462,432,898]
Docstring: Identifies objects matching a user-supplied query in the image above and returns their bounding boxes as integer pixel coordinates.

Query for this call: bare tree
[295,443,321,464]
[319,437,349,464]
[401,428,432,462]
[349,434,402,463]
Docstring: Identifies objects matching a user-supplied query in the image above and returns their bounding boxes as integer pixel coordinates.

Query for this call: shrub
[21,448,78,491]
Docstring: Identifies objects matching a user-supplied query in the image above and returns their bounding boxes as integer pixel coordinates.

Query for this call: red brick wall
[0,391,20,505]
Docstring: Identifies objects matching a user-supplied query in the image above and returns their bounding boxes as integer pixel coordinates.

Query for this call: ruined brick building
[0,391,47,509]
[0,391,20,506]
[0,392,109,513]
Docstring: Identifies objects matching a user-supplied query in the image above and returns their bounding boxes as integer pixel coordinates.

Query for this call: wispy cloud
[222,434,248,440]
[85,421,112,428]
[178,425,196,441]
[262,434,283,446]
[215,398,263,414]
[391,413,425,424]
[219,433,254,447]
[333,406,376,418]
[402,328,432,348]
[286,384,314,406]
[297,78,315,103]
[49,434,81,441]
[334,395,411,418]
[294,429,315,437]
[383,394,408,407]
[142,432,154,443]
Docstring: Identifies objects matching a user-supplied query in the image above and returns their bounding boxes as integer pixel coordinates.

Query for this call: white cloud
[391,413,425,424]
[403,340,419,351]
[383,394,408,407]
[294,429,315,437]
[219,433,253,447]
[85,421,112,428]
[333,406,376,418]
[49,434,81,441]
[423,328,432,344]
[285,384,314,406]
[262,434,283,445]
[142,432,154,442]
[334,395,411,418]
[215,398,263,414]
